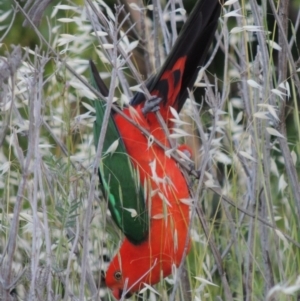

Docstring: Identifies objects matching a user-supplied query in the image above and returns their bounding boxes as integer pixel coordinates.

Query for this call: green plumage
[90,61,148,244]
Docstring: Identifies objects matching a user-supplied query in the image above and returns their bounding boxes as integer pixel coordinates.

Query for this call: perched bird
[92,0,222,298]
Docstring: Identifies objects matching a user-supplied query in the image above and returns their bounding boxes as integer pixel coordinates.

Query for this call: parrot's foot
[142,95,162,115]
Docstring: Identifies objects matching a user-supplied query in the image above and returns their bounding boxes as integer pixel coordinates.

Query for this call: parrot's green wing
[90,60,148,244]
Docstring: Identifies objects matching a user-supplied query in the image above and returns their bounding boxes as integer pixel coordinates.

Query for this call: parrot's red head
[105,236,176,300]
[105,199,191,299]
[105,239,161,300]
[105,265,133,300]
[104,255,134,300]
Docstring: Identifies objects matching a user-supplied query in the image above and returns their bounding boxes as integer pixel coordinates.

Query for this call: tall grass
[0,0,300,300]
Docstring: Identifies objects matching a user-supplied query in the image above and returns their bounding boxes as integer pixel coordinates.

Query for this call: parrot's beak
[112,288,133,300]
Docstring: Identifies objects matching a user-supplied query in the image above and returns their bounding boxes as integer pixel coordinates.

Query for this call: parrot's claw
[142,96,162,115]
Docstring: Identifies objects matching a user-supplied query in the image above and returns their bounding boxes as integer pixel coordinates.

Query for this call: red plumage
[107,98,191,297]
[105,0,222,298]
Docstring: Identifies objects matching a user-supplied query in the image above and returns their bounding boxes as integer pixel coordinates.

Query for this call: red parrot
[92,0,222,299]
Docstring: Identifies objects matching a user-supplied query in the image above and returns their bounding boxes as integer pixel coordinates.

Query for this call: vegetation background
[1,0,300,300]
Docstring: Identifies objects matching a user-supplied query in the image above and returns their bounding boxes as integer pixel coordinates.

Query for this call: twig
[152,0,162,69]
[168,0,178,45]
[137,0,152,77]
[0,6,17,43]
[288,9,300,49]
[63,217,81,301]
[28,49,45,300]
[38,161,53,301]
[0,53,37,301]
[259,191,275,295]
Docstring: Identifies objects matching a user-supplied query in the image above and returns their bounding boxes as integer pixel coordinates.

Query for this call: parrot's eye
[114,271,122,281]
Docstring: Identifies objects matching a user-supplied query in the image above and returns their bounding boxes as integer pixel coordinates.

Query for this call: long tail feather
[131,0,222,112]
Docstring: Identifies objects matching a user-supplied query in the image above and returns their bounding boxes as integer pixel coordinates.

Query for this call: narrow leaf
[122,208,138,218]
[266,127,285,139]
[271,88,286,100]
[195,276,219,287]
[224,9,242,18]
[247,79,261,89]
[224,0,238,5]
[278,174,287,192]
[239,151,256,162]
[103,139,119,156]
[266,40,282,51]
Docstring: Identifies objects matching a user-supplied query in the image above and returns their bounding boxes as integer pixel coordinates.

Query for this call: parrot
[91,0,222,298]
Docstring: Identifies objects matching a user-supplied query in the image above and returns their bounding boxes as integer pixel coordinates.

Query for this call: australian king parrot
[92,0,222,298]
